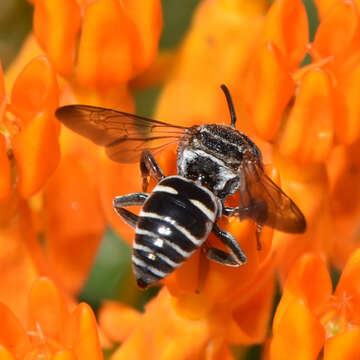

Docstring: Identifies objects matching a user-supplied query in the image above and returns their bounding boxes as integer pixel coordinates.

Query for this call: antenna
[220,84,236,128]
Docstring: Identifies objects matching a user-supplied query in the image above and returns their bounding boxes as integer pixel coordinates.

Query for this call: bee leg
[113,193,148,228]
[222,206,238,217]
[256,224,263,250]
[140,150,165,192]
[206,224,247,266]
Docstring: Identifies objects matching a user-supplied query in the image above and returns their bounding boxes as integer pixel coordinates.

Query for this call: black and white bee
[55,85,306,288]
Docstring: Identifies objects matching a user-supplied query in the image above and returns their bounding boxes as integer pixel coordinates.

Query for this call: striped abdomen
[133,176,219,288]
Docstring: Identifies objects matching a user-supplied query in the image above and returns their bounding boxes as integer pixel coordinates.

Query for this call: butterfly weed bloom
[0,0,163,295]
[270,250,360,360]
[236,0,360,279]
[0,277,103,360]
[2,0,360,358]
[94,1,282,358]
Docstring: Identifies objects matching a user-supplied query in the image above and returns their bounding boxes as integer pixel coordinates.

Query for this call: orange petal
[10,56,59,127]
[313,0,360,66]
[273,154,331,282]
[0,303,29,359]
[277,254,332,316]
[199,339,235,360]
[0,134,11,203]
[65,303,103,360]
[327,143,360,269]
[279,68,334,163]
[155,0,266,129]
[110,289,209,360]
[0,201,38,323]
[27,278,69,343]
[11,111,60,198]
[335,248,360,320]
[44,128,106,295]
[324,328,360,360]
[98,301,141,343]
[244,42,295,141]
[334,62,360,144]
[52,350,77,360]
[262,0,308,69]
[4,35,43,92]
[0,346,16,360]
[121,0,162,75]
[314,0,339,20]
[76,0,138,87]
[33,0,81,76]
[202,218,270,304]
[130,50,175,90]
[270,298,325,360]
[228,266,275,344]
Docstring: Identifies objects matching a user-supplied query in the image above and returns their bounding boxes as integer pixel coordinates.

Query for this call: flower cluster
[0,0,359,358]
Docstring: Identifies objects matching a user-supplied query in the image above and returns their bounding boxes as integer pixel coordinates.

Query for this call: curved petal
[0,201,39,323]
[98,301,141,343]
[110,289,209,360]
[334,62,360,145]
[228,264,275,344]
[65,303,103,360]
[277,254,332,316]
[313,0,360,68]
[0,303,29,359]
[270,298,325,360]
[33,0,81,75]
[273,152,331,282]
[262,0,308,69]
[0,346,16,360]
[76,0,138,87]
[52,350,77,360]
[324,328,360,360]
[243,42,295,141]
[279,69,334,163]
[12,111,60,198]
[27,278,70,343]
[335,248,360,322]
[10,56,59,127]
[121,0,163,75]
[155,0,266,129]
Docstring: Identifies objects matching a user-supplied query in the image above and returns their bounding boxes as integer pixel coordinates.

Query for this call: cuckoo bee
[55,85,306,288]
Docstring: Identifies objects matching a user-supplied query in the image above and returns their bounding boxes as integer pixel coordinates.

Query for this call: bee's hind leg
[140,150,165,192]
[206,224,247,266]
[113,193,148,228]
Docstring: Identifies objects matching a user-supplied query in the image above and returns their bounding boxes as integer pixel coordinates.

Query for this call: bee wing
[55,105,187,163]
[239,162,306,233]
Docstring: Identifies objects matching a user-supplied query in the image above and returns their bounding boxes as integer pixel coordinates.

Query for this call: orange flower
[33,0,163,87]
[270,250,360,359]
[236,0,360,279]
[0,277,103,360]
[19,0,163,295]
[100,262,275,360]
[0,0,163,296]
[0,56,60,199]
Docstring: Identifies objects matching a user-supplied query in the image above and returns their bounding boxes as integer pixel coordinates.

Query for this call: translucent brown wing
[238,162,306,233]
[55,105,187,163]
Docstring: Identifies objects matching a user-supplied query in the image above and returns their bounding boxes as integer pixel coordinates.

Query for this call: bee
[55,85,306,288]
